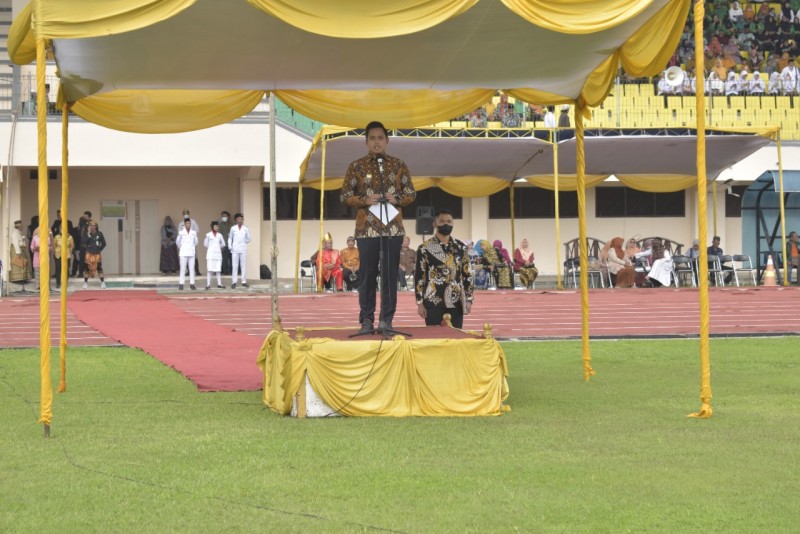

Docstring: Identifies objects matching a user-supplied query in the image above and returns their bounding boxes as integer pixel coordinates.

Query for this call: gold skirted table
[258,322,510,417]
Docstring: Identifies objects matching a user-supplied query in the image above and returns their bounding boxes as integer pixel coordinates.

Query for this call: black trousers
[342,268,359,291]
[424,304,464,329]
[357,236,403,325]
[221,247,232,276]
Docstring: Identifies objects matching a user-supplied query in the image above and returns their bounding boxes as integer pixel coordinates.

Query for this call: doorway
[100,200,159,274]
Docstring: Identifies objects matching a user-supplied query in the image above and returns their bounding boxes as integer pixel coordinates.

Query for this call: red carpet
[68,291,264,391]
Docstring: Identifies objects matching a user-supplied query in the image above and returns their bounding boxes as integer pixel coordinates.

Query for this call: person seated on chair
[605,237,636,288]
[340,236,360,291]
[470,240,489,290]
[311,235,343,291]
[633,239,653,287]
[398,235,415,290]
[787,231,800,285]
[479,240,513,289]
[646,239,674,287]
[707,235,733,284]
[513,238,538,289]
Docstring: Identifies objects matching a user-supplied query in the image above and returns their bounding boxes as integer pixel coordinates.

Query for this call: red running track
[2,286,799,349]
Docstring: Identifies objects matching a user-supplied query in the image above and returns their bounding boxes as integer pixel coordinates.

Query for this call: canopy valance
[10,0,690,132]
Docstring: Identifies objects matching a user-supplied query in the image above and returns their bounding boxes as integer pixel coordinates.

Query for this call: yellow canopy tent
[12,0,733,430]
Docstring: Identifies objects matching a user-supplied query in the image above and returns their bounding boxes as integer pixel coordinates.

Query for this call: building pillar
[240,166,263,283]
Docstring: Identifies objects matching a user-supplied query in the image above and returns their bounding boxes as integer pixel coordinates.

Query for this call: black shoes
[358,320,374,335]
[205,286,211,290]
[242,282,249,288]
[178,284,184,290]
[217,285,225,289]
[190,284,197,290]
[231,283,236,289]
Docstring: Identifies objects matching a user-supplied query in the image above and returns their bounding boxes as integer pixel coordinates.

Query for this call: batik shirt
[414,236,474,309]
[340,153,416,239]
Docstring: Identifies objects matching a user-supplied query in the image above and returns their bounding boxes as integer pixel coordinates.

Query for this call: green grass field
[2,338,799,533]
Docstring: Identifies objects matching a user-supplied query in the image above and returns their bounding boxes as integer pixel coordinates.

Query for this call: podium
[258,321,510,418]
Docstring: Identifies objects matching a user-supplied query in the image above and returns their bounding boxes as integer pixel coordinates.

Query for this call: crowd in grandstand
[660,0,800,96]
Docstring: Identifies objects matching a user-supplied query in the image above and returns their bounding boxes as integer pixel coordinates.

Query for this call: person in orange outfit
[312,235,344,291]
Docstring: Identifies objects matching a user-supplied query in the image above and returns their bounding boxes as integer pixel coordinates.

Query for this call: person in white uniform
[204,221,226,290]
[228,212,251,289]
[176,218,198,290]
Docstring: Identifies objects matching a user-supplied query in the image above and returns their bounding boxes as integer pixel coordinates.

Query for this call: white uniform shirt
[176,228,198,257]
[204,231,226,260]
[228,224,251,253]
[10,227,25,255]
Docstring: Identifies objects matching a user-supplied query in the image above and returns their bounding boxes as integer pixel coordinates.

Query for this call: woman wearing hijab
[749,71,766,94]
[472,240,489,290]
[81,220,107,289]
[481,240,513,289]
[605,237,636,288]
[159,215,179,274]
[725,72,739,96]
[30,227,52,292]
[646,239,674,287]
[513,239,538,289]
[768,71,782,94]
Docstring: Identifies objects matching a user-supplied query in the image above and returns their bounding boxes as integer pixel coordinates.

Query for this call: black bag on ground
[260,265,272,280]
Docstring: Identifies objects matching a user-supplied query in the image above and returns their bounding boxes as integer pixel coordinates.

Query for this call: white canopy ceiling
[52,0,673,101]
[300,132,772,184]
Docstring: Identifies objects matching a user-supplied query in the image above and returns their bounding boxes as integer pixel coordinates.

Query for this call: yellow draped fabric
[524,174,607,191]
[502,0,653,34]
[8,3,35,64]
[258,331,510,417]
[304,175,509,197]
[617,174,698,192]
[30,0,196,39]
[70,90,266,133]
[275,89,496,130]
[247,0,478,38]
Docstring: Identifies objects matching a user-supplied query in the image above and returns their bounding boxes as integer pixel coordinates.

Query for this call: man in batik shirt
[414,209,473,329]
[341,121,416,334]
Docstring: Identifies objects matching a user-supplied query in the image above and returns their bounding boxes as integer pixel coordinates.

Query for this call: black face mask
[437,224,453,236]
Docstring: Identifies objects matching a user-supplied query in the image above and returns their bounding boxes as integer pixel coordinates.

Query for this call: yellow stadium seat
[728,96,745,110]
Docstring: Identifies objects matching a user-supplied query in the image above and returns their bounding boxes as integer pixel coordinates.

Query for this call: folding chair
[707,254,725,287]
[671,254,696,287]
[299,260,316,292]
[586,256,605,288]
[732,254,757,286]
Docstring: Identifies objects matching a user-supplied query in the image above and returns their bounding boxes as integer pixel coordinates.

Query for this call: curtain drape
[247,0,477,38]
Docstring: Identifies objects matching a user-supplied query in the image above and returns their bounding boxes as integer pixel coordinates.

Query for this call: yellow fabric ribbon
[247,0,478,38]
[502,0,653,34]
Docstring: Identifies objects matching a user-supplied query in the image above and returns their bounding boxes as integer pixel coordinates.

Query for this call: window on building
[595,187,684,217]
[401,187,463,219]
[262,187,357,221]
[725,185,747,217]
[489,187,578,218]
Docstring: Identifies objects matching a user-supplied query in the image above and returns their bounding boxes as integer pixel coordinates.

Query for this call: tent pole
[35,38,53,435]
[509,182,515,267]
[316,137,326,292]
[269,93,279,325]
[553,140,562,290]
[777,130,788,286]
[689,0,713,419]
[712,179,718,237]
[574,101,594,382]
[294,183,303,293]
[57,103,70,393]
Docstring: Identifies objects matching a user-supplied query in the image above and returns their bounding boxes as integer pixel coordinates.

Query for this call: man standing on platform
[341,121,416,334]
[414,209,473,329]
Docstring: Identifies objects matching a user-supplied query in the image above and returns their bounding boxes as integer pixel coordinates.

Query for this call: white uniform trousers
[179,256,195,285]
[232,252,247,284]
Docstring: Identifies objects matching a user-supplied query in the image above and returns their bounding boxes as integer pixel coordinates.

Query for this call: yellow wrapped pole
[293,183,303,293]
[689,0,713,419]
[711,180,718,238]
[509,182,516,260]
[316,136,326,292]
[553,140,563,289]
[574,101,594,381]
[35,38,53,434]
[777,131,788,286]
[58,103,70,394]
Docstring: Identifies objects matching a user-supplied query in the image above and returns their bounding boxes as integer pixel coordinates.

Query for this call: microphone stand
[349,155,411,339]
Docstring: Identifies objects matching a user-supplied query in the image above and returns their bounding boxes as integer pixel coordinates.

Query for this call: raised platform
[258,323,510,417]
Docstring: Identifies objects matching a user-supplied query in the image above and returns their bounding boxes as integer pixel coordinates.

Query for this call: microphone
[376,155,384,176]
